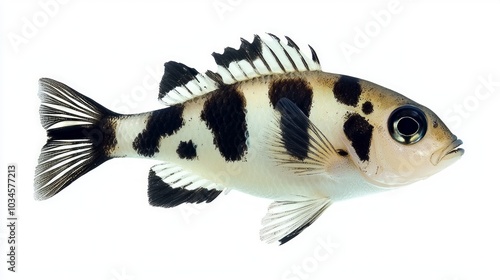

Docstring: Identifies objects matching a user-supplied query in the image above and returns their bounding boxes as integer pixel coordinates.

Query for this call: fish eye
[388,105,427,144]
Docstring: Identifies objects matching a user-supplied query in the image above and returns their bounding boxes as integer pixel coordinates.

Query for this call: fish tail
[34,78,119,200]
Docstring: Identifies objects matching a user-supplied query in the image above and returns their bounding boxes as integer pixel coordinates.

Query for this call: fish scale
[34,33,463,245]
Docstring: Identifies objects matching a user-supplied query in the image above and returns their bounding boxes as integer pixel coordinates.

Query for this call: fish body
[114,71,380,201]
[35,34,464,244]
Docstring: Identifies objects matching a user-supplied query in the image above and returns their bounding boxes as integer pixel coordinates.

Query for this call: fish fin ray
[266,98,345,176]
[35,78,116,200]
[148,162,223,207]
[260,198,332,245]
[159,61,219,106]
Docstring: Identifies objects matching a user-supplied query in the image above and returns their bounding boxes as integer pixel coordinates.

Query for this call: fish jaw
[353,133,465,188]
[430,138,464,166]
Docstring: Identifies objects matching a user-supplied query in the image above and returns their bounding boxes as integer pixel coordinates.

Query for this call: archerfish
[35,34,464,245]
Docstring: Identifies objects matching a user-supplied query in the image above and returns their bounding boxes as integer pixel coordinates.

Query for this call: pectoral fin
[260,198,332,245]
[266,98,348,176]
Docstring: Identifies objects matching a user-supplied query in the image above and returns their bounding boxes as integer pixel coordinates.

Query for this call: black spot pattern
[148,170,221,207]
[333,75,362,107]
[133,106,184,157]
[269,78,314,117]
[343,113,373,162]
[362,101,374,115]
[176,140,197,160]
[200,85,248,161]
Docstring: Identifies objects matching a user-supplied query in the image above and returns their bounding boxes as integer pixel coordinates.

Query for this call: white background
[1,1,500,280]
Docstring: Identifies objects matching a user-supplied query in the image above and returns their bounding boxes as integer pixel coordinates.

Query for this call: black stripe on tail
[34,78,118,200]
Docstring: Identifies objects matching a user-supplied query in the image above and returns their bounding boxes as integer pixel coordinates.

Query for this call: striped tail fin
[34,78,118,200]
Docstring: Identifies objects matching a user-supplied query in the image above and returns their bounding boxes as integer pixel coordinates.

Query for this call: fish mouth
[430,138,464,166]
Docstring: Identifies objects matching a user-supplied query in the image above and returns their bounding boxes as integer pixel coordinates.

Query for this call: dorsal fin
[159,61,219,106]
[159,34,322,106]
[209,33,321,85]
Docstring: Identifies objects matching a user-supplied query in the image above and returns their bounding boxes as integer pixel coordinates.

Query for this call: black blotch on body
[133,106,184,157]
[269,78,314,117]
[333,75,362,107]
[177,140,197,160]
[200,85,248,161]
[159,61,200,99]
[362,101,374,115]
[148,170,221,207]
[343,113,373,161]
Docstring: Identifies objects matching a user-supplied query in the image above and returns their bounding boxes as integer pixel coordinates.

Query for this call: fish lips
[431,138,464,166]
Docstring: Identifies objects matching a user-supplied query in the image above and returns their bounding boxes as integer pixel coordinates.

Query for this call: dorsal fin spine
[249,35,272,73]
[262,37,288,73]
[240,38,261,72]
[270,34,300,72]
[285,36,309,71]
[205,70,224,85]
[309,45,320,65]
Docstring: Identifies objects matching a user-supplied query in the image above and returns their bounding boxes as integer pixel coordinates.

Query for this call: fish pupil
[396,117,419,136]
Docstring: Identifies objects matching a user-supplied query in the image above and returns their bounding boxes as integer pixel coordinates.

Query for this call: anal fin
[148,163,222,207]
[260,198,332,245]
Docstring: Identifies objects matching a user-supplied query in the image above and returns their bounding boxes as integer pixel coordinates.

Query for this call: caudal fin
[34,78,118,200]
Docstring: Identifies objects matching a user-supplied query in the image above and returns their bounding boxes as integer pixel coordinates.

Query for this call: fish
[34,34,464,245]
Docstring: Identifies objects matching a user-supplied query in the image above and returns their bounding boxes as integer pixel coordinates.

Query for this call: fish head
[342,85,464,187]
